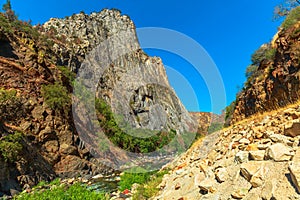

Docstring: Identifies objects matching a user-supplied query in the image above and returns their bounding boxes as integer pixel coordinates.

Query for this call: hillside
[154,103,300,199]
[229,7,300,125]
[189,112,224,135]
[0,9,196,197]
[151,7,300,200]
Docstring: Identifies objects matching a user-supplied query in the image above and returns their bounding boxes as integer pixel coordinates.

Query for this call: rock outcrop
[190,112,224,135]
[42,10,196,134]
[154,104,300,199]
[230,21,300,124]
[0,9,197,196]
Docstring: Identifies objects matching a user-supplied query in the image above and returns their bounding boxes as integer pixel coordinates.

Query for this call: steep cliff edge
[230,10,300,124]
[0,9,197,196]
[42,10,196,134]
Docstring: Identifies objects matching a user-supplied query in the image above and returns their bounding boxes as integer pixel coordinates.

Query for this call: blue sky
[2,0,283,113]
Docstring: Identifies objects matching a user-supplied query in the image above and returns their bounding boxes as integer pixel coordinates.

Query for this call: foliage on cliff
[226,6,300,125]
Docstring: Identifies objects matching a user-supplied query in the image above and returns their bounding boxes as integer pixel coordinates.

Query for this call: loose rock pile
[154,104,300,199]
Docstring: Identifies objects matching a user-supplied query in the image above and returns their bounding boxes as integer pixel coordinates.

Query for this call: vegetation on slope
[15,179,109,200]
[225,5,300,125]
[95,98,177,153]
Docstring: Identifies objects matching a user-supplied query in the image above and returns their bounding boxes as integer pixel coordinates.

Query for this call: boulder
[240,161,262,181]
[235,151,249,164]
[249,150,265,161]
[285,122,300,137]
[289,148,300,193]
[265,143,292,161]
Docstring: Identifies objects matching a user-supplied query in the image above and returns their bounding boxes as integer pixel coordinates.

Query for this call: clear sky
[2,0,283,113]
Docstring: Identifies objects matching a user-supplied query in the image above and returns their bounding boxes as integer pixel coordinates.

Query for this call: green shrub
[118,172,152,191]
[0,131,23,162]
[41,83,70,113]
[251,44,276,65]
[282,6,300,29]
[245,65,258,79]
[95,98,177,153]
[265,48,277,60]
[0,88,17,103]
[15,183,109,200]
[58,66,76,84]
[208,123,223,134]
[0,88,24,122]
[132,170,168,200]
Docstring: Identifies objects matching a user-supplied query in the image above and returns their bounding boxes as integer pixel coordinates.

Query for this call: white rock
[289,148,300,193]
[240,161,262,181]
[215,167,228,183]
[249,150,265,161]
[235,151,249,164]
[266,143,292,161]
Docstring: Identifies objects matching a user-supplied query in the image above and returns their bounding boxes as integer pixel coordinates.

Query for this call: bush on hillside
[41,83,71,113]
[282,6,300,29]
[0,131,23,162]
[95,98,178,153]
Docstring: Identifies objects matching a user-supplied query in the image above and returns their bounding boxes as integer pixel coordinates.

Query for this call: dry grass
[227,100,300,130]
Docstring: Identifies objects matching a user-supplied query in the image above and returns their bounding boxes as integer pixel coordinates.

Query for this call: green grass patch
[15,183,109,200]
[131,170,168,200]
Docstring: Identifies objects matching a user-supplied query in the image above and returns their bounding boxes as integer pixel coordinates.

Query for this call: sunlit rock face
[44,9,197,134]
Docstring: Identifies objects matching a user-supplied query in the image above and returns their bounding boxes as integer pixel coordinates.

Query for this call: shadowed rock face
[43,10,197,134]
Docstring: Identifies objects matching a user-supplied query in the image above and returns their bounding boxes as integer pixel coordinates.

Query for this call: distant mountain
[189,112,224,135]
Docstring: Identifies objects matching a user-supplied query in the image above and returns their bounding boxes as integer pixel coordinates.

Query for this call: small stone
[270,134,293,146]
[235,151,249,164]
[194,172,205,186]
[175,182,181,190]
[68,178,75,184]
[231,188,248,199]
[239,138,250,145]
[261,180,274,199]
[198,178,216,194]
[285,122,300,137]
[250,165,268,188]
[240,161,262,181]
[215,167,228,183]
[249,150,265,161]
[246,144,259,151]
[266,143,292,161]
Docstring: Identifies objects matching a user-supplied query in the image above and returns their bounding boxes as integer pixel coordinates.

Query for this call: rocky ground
[153,103,300,199]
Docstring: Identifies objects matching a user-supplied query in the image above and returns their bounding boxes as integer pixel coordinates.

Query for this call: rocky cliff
[0,9,197,196]
[42,10,196,134]
[189,112,224,135]
[230,17,300,124]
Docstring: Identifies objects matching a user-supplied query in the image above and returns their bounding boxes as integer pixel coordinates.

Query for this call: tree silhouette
[274,0,300,20]
[2,0,16,21]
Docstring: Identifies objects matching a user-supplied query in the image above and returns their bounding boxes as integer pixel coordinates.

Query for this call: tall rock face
[43,10,196,133]
[230,21,300,124]
[0,9,196,196]
[0,12,117,196]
